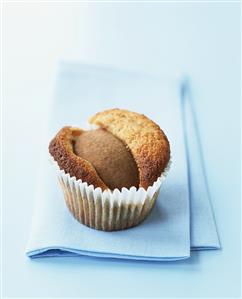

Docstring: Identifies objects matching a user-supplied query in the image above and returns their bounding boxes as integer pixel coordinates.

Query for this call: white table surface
[2,2,241,298]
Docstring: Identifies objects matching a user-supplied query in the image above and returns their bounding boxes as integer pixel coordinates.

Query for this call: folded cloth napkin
[26,62,220,261]
[181,79,220,250]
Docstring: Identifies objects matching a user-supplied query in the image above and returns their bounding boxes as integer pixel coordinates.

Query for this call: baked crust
[89,109,170,190]
[49,109,170,191]
[49,126,108,190]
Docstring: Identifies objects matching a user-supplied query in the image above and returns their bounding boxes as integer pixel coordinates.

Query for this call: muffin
[49,108,170,231]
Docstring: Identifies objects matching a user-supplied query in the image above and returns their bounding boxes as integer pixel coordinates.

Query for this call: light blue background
[3,2,241,298]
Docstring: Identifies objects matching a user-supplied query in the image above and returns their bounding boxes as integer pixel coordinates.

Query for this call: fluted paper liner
[52,157,170,231]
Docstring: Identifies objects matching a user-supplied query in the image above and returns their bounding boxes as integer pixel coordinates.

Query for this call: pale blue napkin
[26,62,220,260]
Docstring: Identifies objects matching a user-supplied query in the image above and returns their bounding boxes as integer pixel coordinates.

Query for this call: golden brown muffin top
[90,109,170,190]
[49,127,108,189]
[49,108,170,191]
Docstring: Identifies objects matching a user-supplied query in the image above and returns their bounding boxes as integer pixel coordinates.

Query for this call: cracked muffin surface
[74,128,139,190]
[90,109,170,189]
[49,108,170,190]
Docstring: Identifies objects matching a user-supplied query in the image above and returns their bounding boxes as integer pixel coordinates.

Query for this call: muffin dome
[49,108,170,191]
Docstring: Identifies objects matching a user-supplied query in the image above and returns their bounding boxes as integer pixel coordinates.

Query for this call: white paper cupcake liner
[52,157,171,231]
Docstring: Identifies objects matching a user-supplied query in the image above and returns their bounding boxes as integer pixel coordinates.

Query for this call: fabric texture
[26,62,220,260]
